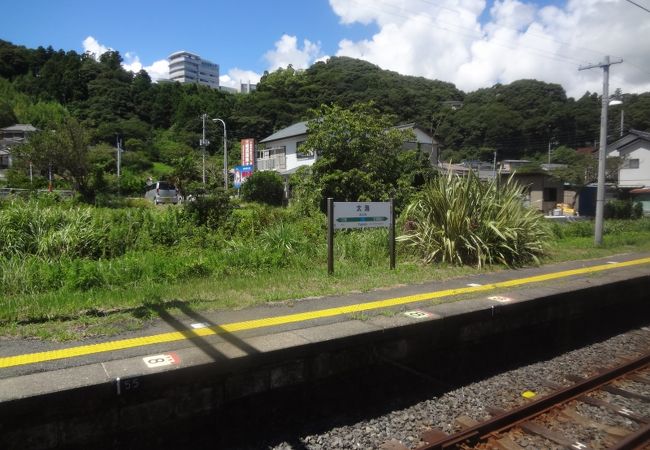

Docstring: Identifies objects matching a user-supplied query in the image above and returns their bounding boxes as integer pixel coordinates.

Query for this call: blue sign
[234,165,254,189]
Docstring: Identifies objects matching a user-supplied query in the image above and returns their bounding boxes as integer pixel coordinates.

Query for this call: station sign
[333,202,392,229]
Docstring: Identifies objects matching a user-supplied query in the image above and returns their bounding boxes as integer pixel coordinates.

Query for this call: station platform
[1,253,650,449]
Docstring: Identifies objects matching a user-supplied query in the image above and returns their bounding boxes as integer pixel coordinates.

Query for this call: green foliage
[306,102,412,209]
[0,199,107,259]
[604,199,643,220]
[0,99,17,127]
[241,170,284,205]
[399,171,550,267]
[287,166,321,216]
[13,117,91,196]
[183,191,232,229]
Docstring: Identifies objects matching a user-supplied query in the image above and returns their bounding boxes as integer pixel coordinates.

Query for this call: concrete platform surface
[1,252,649,400]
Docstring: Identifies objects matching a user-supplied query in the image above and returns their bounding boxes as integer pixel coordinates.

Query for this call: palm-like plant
[398,171,549,268]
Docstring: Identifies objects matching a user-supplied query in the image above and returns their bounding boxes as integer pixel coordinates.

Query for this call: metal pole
[212,118,228,190]
[389,198,395,270]
[595,57,610,246]
[327,198,334,275]
[578,56,622,246]
[201,114,206,185]
[116,136,122,196]
[223,124,228,190]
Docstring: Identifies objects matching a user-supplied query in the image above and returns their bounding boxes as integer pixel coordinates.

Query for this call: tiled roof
[260,121,308,143]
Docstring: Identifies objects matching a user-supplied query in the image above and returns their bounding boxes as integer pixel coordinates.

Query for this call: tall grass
[398,171,550,267]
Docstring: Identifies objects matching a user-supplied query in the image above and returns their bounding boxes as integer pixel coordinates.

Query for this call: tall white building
[168,51,220,89]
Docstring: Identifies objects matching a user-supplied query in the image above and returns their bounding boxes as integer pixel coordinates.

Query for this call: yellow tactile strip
[1,257,649,369]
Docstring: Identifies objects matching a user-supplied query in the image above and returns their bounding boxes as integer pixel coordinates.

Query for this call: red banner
[241,138,255,166]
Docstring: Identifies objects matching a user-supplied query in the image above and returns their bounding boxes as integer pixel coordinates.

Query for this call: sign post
[327,199,395,275]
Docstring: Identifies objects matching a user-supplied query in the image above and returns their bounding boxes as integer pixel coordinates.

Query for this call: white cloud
[82,37,169,81]
[264,34,323,71]
[220,68,263,90]
[82,36,111,60]
[122,52,169,81]
[329,0,650,97]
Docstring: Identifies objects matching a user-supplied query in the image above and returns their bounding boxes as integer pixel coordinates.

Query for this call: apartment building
[168,51,220,89]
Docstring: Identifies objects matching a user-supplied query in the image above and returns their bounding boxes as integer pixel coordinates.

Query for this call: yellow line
[2,257,649,369]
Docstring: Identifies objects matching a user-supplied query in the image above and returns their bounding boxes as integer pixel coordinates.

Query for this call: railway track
[383,350,650,450]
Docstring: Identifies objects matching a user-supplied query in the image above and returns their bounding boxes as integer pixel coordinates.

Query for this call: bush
[398,171,550,267]
[604,199,643,219]
[241,171,285,206]
[183,191,232,229]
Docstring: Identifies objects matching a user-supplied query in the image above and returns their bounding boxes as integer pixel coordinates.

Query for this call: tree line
[1,38,650,177]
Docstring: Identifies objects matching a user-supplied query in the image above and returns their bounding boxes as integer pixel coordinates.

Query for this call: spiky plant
[398,171,550,268]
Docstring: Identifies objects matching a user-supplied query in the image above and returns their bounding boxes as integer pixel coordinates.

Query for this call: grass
[2,198,650,341]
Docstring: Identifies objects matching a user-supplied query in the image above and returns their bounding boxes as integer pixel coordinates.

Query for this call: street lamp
[200,114,210,185]
[609,99,624,137]
[212,118,227,190]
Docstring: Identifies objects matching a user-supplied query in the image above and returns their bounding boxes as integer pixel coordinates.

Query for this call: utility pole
[116,135,122,196]
[199,114,209,185]
[578,55,622,246]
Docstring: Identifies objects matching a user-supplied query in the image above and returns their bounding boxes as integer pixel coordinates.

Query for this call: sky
[3,0,650,98]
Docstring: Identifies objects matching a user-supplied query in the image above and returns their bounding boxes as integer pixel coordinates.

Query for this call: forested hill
[1,39,649,161]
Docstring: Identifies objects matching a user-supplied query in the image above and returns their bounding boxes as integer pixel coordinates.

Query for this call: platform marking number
[143,352,180,368]
[467,283,482,287]
[191,322,208,329]
[404,310,434,319]
[488,296,512,303]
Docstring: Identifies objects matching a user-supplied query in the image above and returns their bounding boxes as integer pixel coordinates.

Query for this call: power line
[624,0,650,13]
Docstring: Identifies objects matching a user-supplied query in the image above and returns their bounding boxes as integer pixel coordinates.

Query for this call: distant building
[168,51,219,89]
[240,81,257,94]
[0,124,37,180]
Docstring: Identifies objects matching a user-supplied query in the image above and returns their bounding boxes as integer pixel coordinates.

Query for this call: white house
[393,123,439,165]
[257,121,315,175]
[256,121,439,176]
[608,129,650,188]
[609,129,650,214]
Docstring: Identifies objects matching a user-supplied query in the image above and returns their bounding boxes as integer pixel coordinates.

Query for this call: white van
[145,181,179,205]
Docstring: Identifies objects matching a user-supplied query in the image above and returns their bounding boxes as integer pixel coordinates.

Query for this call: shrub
[183,191,232,229]
[604,199,642,219]
[398,171,550,267]
[241,170,285,206]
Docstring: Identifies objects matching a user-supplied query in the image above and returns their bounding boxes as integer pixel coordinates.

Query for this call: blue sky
[3,0,375,75]
[3,0,649,97]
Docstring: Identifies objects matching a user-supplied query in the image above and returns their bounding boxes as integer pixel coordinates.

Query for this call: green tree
[14,117,92,196]
[305,102,413,208]
[241,170,285,206]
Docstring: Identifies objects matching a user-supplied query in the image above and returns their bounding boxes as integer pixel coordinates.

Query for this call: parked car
[145,181,179,205]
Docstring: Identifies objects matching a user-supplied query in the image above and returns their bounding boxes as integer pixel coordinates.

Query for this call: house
[437,159,564,214]
[0,124,37,180]
[608,129,650,214]
[392,123,439,165]
[608,129,650,188]
[256,121,439,176]
[257,121,313,176]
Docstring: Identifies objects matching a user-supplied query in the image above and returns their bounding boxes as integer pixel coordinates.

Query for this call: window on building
[623,158,640,169]
[543,187,558,202]
[296,141,314,160]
